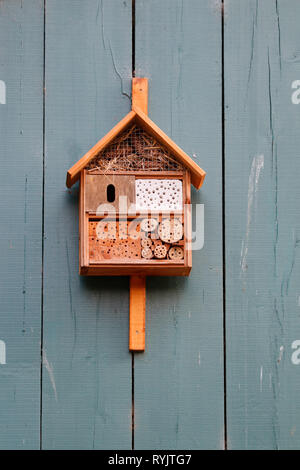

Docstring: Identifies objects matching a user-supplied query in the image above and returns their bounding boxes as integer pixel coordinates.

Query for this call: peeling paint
[0,80,6,104]
[0,340,6,365]
[43,351,58,402]
[240,154,264,273]
[278,345,284,364]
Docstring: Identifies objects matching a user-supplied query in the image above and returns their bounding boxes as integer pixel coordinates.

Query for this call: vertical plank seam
[221,0,228,450]
[132,0,136,451]
[132,0,135,78]
[40,0,46,451]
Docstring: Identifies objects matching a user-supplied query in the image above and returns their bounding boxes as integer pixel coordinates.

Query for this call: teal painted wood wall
[0,0,299,450]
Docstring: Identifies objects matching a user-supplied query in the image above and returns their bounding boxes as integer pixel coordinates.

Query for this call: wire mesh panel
[86,125,184,172]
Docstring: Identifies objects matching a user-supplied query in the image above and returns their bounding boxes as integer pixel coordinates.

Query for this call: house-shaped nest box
[66,78,205,278]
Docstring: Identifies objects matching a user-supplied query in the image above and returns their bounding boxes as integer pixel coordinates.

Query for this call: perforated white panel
[135,179,182,211]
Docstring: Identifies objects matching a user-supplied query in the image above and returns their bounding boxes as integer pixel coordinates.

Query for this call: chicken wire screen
[86,125,184,172]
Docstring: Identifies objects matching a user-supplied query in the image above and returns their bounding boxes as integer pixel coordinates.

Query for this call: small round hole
[107,184,115,203]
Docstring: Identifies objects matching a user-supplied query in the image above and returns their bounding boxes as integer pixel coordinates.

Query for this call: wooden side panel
[184,171,192,269]
[134,0,224,449]
[79,171,89,268]
[0,0,44,449]
[225,0,300,449]
[43,0,132,449]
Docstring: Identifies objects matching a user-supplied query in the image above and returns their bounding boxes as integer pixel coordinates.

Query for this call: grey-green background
[0,0,299,450]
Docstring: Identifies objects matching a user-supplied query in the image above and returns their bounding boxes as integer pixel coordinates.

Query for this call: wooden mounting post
[129,78,148,352]
[129,276,146,351]
[132,77,148,114]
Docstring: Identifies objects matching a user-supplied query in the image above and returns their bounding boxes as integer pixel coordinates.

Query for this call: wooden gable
[66,110,206,189]
[85,124,184,173]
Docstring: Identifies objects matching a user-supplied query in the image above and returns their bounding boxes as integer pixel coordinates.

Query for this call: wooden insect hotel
[66,78,206,351]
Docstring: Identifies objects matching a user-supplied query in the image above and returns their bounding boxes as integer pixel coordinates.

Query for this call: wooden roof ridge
[66,107,206,190]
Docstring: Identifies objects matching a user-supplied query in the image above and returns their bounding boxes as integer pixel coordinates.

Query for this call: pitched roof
[66,107,206,189]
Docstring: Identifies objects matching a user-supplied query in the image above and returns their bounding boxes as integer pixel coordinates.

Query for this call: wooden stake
[129,276,146,351]
[132,78,148,114]
[129,78,148,352]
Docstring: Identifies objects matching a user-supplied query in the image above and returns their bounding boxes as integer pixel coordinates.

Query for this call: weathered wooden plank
[42,0,132,449]
[0,0,44,449]
[134,0,224,449]
[225,0,300,449]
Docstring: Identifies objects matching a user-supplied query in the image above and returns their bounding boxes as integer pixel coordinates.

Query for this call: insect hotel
[66,78,206,352]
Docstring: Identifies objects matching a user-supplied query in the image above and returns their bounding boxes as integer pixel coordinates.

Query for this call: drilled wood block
[136,178,183,211]
[89,237,141,262]
[89,219,141,239]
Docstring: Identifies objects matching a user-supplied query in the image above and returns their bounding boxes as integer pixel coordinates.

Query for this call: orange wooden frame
[79,170,191,277]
